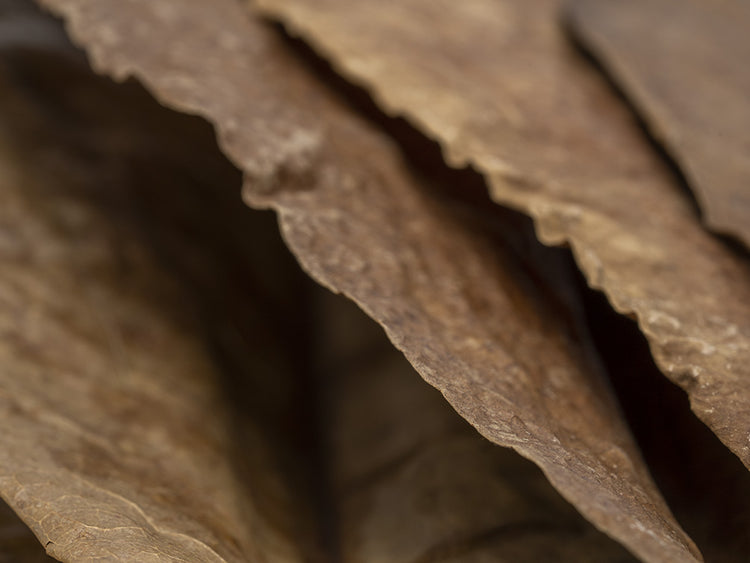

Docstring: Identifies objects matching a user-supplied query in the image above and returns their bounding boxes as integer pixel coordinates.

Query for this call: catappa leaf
[0,43,638,559]
[253,0,750,473]
[315,290,637,562]
[31,0,701,560]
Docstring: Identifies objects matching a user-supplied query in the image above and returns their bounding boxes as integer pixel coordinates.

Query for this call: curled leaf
[253,0,750,472]
[0,25,638,562]
[33,0,700,560]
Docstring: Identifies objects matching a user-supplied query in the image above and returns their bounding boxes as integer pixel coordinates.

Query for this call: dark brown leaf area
[0,51,308,562]
[315,290,636,563]
[580,283,750,563]
[0,500,55,563]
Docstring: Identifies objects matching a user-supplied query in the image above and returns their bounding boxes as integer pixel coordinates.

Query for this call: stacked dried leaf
[254,0,750,473]
[25,0,705,561]
[0,0,747,561]
[315,291,636,562]
[0,10,643,562]
[567,0,750,246]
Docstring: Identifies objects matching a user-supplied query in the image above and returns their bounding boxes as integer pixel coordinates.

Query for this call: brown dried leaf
[10,46,635,560]
[33,0,700,560]
[254,0,750,471]
[566,0,750,246]
[316,291,636,563]
[0,51,306,563]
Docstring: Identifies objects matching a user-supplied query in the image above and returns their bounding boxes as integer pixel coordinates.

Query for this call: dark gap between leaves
[580,275,750,563]
[559,21,750,559]
[267,20,750,562]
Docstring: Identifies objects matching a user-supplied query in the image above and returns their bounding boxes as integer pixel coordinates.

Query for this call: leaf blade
[253,0,750,474]
[33,0,701,560]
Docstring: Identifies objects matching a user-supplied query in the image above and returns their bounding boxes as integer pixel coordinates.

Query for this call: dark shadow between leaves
[580,281,750,563]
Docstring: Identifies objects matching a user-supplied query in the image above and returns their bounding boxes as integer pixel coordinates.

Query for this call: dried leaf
[0,51,307,563]
[566,0,750,246]
[0,45,636,562]
[32,0,701,560]
[316,291,636,563]
[253,0,750,471]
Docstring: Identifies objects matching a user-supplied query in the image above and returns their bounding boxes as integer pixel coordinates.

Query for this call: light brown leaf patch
[566,0,750,247]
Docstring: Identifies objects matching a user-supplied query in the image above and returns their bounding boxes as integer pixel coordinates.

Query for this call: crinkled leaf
[253,0,750,472]
[316,291,636,563]
[0,20,638,562]
[32,0,701,561]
